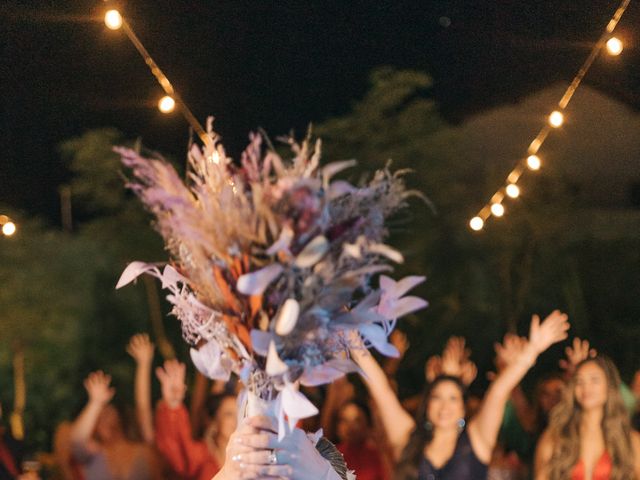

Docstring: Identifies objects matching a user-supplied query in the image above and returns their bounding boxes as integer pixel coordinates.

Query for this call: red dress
[155,402,220,480]
[337,441,389,480]
[570,452,612,480]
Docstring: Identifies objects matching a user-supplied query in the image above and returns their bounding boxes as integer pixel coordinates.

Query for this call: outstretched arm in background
[382,330,410,379]
[350,333,415,461]
[468,310,570,464]
[155,359,210,478]
[558,337,596,380]
[70,371,115,452]
[127,333,155,444]
[439,336,478,386]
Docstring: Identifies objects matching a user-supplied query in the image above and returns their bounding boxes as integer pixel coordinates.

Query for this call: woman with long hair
[351,310,570,480]
[534,356,640,480]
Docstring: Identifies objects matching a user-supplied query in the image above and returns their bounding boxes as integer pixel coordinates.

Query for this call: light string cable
[469,0,632,231]
[103,6,215,149]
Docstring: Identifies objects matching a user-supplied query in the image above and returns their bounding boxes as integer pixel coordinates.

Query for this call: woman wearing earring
[534,355,640,480]
[351,310,570,480]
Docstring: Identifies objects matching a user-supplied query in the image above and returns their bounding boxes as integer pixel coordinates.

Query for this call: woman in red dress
[154,360,236,480]
[535,355,640,480]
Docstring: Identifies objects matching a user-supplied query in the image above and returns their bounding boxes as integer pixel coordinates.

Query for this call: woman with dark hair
[534,356,640,480]
[351,311,570,480]
[335,400,389,480]
[154,359,237,480]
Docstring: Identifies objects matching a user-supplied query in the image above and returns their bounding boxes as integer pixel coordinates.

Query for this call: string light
[103,8,213,148]
[606,37,623,56]
[468,0,631,230]
[506,184,520,199]
[158,95,176,113]
[469,216,484,231]
[104,10,123,30]
[490,203,505,217]
[526,155,541,171]
[548,110,564,128]
[3,222,16,236]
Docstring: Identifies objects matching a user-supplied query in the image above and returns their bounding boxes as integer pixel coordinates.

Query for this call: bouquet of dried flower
[116,125,427,437]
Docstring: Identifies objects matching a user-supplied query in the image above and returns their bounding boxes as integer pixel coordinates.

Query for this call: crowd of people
[3,310,640,479]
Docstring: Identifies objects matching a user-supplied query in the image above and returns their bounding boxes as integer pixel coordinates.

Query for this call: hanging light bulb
[490,203,505,217]
[469,216,484,231]
[548,111,564,128]
[527,155,541,171]
[606,37,623,56]
[158,96,176,113]
[104,9,123,30]
[506,184,520,199]
[2,222,16,236]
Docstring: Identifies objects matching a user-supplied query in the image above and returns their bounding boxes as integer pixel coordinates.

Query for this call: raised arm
[350,334,415,460]
[558,337,596,380]
[468,310,569,463]
[492,334,536,433]
[440,336,477,386]
[382,330,409,378]
[70,371,115,450]
[126,333,156,444]
[155,360,209,478]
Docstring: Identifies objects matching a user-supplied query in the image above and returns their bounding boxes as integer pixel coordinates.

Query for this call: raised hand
[559,337,596,377]
[155,360,187,409]
[495,334,529,371]
[460,359,478,386]
[389,330,410,359]
[424,355,442,383]
[126,333,155,365]
[84,371,115,406]
[440,336,477,385]
[528,310,570,355]
[487,334,528,381]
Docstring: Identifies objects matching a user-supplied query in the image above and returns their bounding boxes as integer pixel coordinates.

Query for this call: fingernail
[232,454,242,462]
[234,437,244,444]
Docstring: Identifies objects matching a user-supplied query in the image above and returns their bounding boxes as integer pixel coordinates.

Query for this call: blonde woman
[534,356,640,480]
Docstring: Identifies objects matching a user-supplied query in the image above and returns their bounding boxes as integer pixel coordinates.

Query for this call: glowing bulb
[158,96,176,113]
[2,222,16,236]
[469,216,484,231]
[606,37,623,56]
[104,10,123,30]
[506,184,520,199]
[549,111,564,128]
[527,155,541,171]
[490,203,505,217]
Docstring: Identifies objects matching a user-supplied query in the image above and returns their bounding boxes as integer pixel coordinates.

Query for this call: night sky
[2,0,639,222]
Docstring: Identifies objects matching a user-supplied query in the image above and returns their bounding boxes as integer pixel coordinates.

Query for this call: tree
[316,67,640,392]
